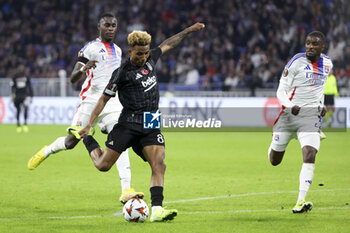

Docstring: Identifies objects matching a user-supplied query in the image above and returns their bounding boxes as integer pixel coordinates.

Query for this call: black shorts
[105,122,165,161]
[14,96,26,108]
[324,95,334,106]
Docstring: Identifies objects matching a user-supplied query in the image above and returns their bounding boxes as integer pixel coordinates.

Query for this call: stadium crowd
[0,0,349,93]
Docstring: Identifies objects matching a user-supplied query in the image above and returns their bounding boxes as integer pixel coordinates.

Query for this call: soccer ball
[123,198,149,222]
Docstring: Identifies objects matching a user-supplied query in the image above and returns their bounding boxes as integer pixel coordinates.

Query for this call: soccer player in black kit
[10,64,33,133]
[79,22,205,222]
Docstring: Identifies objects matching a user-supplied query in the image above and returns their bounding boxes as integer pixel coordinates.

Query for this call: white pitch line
[163,188,350,204]
[1,188,349,221]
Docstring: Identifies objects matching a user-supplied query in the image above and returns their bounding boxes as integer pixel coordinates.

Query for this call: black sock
[83,135,100,154]
[150,186,164,206]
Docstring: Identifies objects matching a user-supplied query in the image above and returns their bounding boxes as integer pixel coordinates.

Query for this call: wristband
[80,66,88,73]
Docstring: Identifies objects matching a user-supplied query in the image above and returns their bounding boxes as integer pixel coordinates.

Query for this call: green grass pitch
[0,124,349,233]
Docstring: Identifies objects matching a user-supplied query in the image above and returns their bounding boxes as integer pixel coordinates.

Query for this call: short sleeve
[103,67,123,97]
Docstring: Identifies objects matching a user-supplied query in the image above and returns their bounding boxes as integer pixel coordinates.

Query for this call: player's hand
[81,60,98,72]
[291,105,301,116]
[188,22,205,33]
[320,107,327,117]
[79,125,91,138]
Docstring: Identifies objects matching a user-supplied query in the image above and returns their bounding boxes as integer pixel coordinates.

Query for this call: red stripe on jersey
[274,87,297,125]
[80,72,93,98]
[289,87,296,101]
[312,61,318,74]
[102,41,113,56]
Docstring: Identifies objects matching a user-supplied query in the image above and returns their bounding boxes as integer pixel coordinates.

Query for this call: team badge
[143,110,161,129]
[324,65,329,73]
[274,134,280,141]
[282,69,288,77]
[141,69,149,75]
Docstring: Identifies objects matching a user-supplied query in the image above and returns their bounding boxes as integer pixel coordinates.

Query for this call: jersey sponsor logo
[143,110,161,129]
[304,65,311,70]
[0,97,5,123]
[141,75,157,92]
[305,180,312,184]
[305,72,326,85]
[282,69,288,77]
[141,69,149,75]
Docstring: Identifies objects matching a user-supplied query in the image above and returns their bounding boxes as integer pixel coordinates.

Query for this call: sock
[83,135,100,154]
[43,137,66,157]
[150,186,164,207]
[152,205,162,214]
[297,163,315,203]
[325,110,334,126]
[116,149,131,192]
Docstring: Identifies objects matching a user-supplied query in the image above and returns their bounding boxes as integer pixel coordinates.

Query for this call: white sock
[297,163,315,203]
[43,137,66,157]
[152,206,162,214]
[116,149,131,192]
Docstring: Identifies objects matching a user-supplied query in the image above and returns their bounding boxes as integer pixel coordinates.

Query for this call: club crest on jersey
[274,134,280,141]
[282,69,288,77]
[324,65,330,73]
[141,69,149,75]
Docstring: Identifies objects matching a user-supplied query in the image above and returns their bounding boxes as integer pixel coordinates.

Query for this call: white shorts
[71,99,122,133]
[270,110,321,151]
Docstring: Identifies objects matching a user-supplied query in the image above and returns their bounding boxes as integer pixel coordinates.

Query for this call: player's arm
[276,67,300,115]
[158,22,205,55]
[79,94,111,138]
[70,57,98,84]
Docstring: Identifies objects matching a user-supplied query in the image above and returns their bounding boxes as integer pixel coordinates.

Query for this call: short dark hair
[98,12,116,23]
[307,31,326,44]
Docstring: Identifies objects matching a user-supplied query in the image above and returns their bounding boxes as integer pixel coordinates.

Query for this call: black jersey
[104,47,162,124]
[10,72,33,98]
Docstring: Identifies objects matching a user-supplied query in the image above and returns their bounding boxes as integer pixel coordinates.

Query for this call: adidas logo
[108,141,114,146]
[99,48,106,53]
[304,65,311,70]
[136,73,143,79]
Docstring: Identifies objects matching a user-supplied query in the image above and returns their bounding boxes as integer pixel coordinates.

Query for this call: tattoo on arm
[160,28,190,53]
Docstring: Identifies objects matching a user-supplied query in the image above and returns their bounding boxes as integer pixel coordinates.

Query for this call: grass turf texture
[0,124,349,233]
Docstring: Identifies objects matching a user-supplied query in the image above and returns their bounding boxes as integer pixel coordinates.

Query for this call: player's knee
[96,162,113,172]
[303,146,317,163]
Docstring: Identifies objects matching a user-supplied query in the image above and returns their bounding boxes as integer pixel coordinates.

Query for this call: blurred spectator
[0,0,349,93]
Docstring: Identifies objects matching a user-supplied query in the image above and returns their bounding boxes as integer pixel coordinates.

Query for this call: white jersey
[78,38,122,105]
[277,53,333,108]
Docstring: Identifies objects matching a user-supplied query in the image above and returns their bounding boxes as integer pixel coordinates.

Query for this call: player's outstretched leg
[117,149,144,204]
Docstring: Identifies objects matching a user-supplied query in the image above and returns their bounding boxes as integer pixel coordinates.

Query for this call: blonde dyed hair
[128,30,151,47]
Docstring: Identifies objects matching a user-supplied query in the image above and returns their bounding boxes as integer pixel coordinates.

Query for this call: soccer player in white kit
[28,13,143,203]
[268,31,332,213]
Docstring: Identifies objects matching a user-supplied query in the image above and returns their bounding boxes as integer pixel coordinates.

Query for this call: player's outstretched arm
[70,60,98,84]
[159,22,205,54]
[79,94,110,138]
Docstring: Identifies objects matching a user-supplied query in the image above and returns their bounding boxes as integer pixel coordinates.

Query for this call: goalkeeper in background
[10,64,33,133]
[324,69,339,127]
